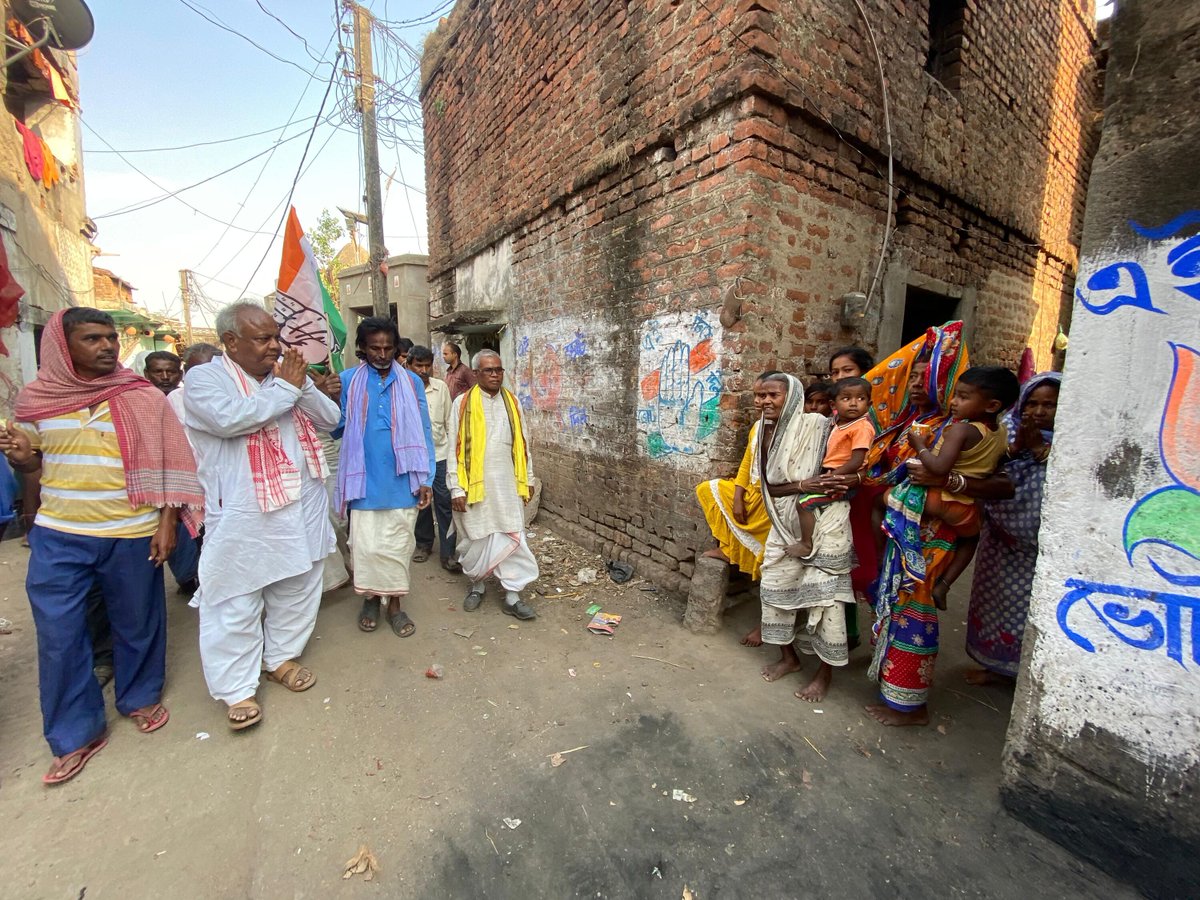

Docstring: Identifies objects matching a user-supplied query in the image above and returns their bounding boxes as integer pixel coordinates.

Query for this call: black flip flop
[358,597,380,632]
[389,608,416,638]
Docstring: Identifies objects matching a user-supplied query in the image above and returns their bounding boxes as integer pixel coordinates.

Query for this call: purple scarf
[335,362,430,514]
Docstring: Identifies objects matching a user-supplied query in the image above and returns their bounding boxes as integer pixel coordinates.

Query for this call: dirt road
[0,529,1128,899]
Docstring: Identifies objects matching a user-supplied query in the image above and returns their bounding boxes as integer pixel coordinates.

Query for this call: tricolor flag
[274,206,347,371]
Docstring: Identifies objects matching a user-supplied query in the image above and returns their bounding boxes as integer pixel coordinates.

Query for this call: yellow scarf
[456,385,529,504]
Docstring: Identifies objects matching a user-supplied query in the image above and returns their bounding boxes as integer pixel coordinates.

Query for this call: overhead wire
[85,115,322,154]
[191,19,342,275]
[234,50,346,301]
[176,0,334,81]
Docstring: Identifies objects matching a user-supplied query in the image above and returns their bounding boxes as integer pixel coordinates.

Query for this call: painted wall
[1002,4,1200,896]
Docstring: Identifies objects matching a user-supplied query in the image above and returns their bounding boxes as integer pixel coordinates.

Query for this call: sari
[966,371,1061,677]
[757,376,854,665]
[695,421,771,579]
[866,322,969,711]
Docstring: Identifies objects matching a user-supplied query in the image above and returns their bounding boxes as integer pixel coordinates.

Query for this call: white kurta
[184,365,341,603]
[184,363,341,703]
[447,390,539,592]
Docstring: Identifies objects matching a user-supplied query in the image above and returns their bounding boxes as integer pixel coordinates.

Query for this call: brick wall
[422,0,1100,591]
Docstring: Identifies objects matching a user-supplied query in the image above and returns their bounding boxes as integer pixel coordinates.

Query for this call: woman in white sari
[756,373,857,702]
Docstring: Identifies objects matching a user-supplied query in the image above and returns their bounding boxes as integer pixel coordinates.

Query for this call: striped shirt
[18,402,160,538]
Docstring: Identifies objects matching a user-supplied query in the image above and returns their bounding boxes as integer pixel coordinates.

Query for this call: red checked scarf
[14,309,204,527]
[219,353,329,512]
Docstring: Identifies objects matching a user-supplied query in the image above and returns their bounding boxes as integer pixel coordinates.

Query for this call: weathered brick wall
[422,0,1100,590]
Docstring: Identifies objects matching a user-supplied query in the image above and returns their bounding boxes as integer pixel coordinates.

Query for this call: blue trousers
[26,526,166,756]
[415,459,456,560]
[167,519,200,585]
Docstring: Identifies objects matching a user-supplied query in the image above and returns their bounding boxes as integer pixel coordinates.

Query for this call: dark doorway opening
[901,285,960,346]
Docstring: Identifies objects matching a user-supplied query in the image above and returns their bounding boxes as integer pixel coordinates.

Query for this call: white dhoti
[456,530,539,591]
[320,434,351,592]
[349,507,418,596]
[198,561,325,704]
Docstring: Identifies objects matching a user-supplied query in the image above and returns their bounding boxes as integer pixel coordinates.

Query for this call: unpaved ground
[0,529,1130,899]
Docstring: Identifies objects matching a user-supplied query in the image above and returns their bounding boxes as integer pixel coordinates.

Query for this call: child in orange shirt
[788,377,876,559]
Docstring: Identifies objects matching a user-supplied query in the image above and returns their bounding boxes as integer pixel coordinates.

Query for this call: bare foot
[740,626,763,648]
[795,663,832,702]
[964,668,1014,687]
[761,655,803,683]
[702,547,730,562]
[784,540,813,560]
[865,703,930,727]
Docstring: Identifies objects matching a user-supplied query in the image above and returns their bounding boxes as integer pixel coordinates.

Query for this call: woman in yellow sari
[696,373,775,644]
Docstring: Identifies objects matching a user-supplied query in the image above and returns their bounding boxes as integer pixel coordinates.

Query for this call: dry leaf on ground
[343,845,379,881]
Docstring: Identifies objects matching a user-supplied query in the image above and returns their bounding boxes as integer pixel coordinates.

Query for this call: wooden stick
[546,745,589,757]
[631,654,691,669]
[803,735,828,762]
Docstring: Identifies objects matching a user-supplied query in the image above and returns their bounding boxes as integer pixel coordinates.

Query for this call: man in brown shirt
[442,340,477,399]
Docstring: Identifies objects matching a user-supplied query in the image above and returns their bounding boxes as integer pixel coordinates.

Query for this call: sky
[77,0,446,329]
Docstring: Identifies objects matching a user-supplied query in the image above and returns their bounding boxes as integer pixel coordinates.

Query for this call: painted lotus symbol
[1124,342,1200,584]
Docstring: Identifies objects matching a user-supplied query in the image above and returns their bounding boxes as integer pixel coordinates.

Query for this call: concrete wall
[421,0,1101,590]
[1001,3,1200,896]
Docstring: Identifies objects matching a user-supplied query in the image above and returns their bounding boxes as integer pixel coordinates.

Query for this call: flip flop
[358,597,380,632]
[227,699,262,731]
[128,703,170,734]
[412,547,431,563]
[43,735,108,785]
[263,660,316,692]
[388,608,416,638]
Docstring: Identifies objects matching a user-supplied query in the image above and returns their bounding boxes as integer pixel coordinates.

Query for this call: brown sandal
[227,699,262,731]
[263,660,316,692]
[43,734,108,785]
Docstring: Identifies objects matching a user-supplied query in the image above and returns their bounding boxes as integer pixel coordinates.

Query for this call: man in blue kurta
[334,317,434,637]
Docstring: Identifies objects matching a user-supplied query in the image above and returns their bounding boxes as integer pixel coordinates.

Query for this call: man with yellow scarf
[448,349,538,619]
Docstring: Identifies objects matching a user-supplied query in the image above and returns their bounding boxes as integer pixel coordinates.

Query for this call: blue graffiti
[691,313,714,339]
[1167,234,1200,301]
[637,407,655,424]
[564,332,587,360]
[517,391,533,410]
[1076,261,1163,315]
[567,406,589,428]
[641,321,662,352]
[517,335,530,357]
[1130,210,1200,241]
[1057,578,1200,668]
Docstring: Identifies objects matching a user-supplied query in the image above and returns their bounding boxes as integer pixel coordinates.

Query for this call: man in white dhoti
[448,350,538,620]
[185,301,341,731]
[334,317,434,636]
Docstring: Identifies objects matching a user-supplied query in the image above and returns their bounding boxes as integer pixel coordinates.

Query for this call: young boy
[905,365,1019,607]
[804,380,835,417]
[788,377,875,559]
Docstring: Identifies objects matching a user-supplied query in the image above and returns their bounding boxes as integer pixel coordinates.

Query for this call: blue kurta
[335,365,435,510]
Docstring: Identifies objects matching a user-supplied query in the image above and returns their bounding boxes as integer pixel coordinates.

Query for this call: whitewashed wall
[1021,212,1200,765]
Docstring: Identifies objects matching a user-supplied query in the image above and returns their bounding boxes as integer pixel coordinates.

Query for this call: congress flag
[274,206,346,369]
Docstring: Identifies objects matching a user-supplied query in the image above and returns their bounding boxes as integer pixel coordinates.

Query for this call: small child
[787,377,876,559]
[804,380,835,417]
[905,365,1020,608]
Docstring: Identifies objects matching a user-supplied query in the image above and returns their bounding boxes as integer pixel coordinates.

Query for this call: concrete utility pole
[178,269,194,346]
[348,1,389,318]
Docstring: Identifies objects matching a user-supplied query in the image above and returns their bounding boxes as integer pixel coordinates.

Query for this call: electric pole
[179,269,194,346]
[348,2,389,318]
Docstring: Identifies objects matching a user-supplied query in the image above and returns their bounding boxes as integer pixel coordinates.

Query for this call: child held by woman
[903,365,1020,607]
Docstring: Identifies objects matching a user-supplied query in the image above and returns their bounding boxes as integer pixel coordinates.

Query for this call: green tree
[308,208,346,302]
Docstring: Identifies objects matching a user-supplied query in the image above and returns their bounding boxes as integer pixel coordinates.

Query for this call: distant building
[0,9,94,409]
[337,253,429,364]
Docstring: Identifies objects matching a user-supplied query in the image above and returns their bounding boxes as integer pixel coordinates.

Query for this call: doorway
[900,285,960,346]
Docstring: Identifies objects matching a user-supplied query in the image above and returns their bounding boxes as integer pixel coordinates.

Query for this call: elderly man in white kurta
[185,301,341,731]
[448,350,538,620]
